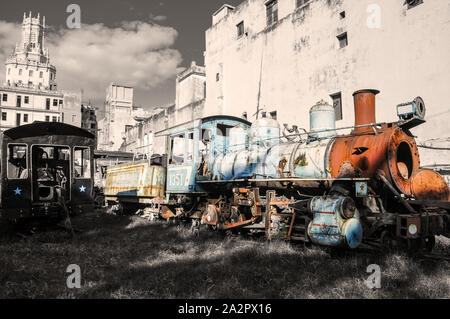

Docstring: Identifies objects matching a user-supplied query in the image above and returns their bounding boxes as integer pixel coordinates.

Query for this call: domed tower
[4,12,57,91]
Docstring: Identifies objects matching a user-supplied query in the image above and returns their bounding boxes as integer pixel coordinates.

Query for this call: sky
[0,0,244,111]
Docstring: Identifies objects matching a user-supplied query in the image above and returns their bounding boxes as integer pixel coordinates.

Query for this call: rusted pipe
[376,170,416,214]
[352,89,380,134]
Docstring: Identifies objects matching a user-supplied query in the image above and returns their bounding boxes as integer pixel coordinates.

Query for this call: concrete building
[120,62,206,157]
[0,12,82,131]
[0,87,62,129]
[204,0,450,147]
[81,103,98,140]
[5,12,57,91]
[97,83,150,151]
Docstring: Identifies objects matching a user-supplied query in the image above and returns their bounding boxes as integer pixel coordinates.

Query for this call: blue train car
[160,116,251,194]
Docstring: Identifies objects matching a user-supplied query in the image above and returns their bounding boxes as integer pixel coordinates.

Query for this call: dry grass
[0,211,449,299]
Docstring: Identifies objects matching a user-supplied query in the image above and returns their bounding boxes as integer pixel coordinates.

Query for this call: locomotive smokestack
[352,89,380,133]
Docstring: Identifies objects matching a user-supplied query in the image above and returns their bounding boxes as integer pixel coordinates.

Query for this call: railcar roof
[155,115,251,136]
[3,121,95,140]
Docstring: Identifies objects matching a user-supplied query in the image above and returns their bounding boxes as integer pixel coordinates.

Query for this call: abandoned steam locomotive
[104,89,450,252]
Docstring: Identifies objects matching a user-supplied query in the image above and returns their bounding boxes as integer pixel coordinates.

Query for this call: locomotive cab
[162,116,251,194]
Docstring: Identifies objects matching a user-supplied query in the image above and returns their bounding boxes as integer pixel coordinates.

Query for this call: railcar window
[216,124,234,137]
[7,145,28,179]
[187,132,194,162]
[170,134,185,164]
[74,147,91,178]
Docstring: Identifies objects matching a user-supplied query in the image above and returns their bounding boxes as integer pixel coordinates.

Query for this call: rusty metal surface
[330,124,420,196]
[352,89,380,134]
[105,161,165,199]
[410,169,450,201]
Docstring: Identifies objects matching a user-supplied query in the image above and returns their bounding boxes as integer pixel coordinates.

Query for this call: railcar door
[31,145,71,203]
[72,146,93,203]
[166,130,197,193]
[4,144,30,212]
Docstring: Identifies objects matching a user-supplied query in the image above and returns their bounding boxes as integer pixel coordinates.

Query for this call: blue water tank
[309,100,336,139]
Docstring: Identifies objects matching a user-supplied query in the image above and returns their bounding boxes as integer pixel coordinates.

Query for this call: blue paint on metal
[249,116,280,151]
[355,181,368,197]
[308,196,363,248]
[343,218,363,249]
[309,100,336,140]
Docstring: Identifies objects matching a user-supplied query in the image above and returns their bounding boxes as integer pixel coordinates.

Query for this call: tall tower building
[0,12,83,131]
[4,12,57,91]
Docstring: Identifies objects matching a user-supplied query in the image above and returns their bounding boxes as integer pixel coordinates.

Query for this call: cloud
[149,14,167,22]
[0,21,22,74]
[0,20,182,105]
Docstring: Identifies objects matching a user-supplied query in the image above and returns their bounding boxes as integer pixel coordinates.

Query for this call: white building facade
[120,61,206,157]
[204,0,450,144]
[0,12,82,131]
[98,84,149,151]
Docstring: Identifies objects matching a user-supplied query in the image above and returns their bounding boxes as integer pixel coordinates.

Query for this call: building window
[16,96,21,108]
[296,0,310,8]
[91,123,96,129]
[8,68,10,75]
[19,69,22,76]
[2,94,7,102]
[24,114,28,123]
[330,92,343,121]
[266,0,278,26]
[2,112,7,121]
[337,32,348,48]
[24,96,29,104]
[46,98,50,110]
[39,71,43,78]
[73,147,91,179]
[59,99,63,105]
[405,0,423,9]
[52,116,57,122]
[340,11,346,19]
[29,70,33,77]
[216,73,220,82]
[237,21,244,38]
[45,116,50,122]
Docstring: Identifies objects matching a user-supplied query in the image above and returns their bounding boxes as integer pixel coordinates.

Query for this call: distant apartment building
[0,87,62,128]
[97,83,149,151]
[120,61,206,157]
[0,12,82,131]
[81,103,98,140]
[204,0,450,146]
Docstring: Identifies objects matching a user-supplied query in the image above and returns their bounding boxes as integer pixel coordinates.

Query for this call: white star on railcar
[79,185,86,193]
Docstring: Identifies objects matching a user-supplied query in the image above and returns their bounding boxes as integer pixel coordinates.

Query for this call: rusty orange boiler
[329,89,449,201]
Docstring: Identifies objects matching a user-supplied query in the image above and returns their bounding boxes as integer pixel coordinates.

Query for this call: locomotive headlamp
[397,97,426,121]
[408,224,418,236]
